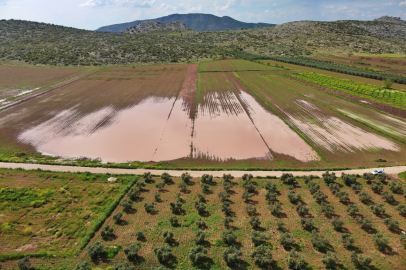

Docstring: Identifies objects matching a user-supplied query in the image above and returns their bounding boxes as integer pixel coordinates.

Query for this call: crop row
[291,72,406,109]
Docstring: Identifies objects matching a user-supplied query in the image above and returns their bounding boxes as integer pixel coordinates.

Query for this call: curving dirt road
[0,162,405,178]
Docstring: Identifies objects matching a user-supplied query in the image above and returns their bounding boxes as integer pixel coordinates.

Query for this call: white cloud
[400,1,406,6]
[214,0,236,12]
[80,0,155,8]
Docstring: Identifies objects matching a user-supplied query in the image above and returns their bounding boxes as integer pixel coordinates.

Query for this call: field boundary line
[0,68,102,112]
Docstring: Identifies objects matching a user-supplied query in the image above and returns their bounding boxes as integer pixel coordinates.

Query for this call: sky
[0,0,405,30]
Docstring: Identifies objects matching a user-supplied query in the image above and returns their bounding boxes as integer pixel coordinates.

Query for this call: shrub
[323,171,336,184]
[169,201,183,214]
[223,174,234,182]
[189,245,208,265]
[242,173,254,181]
[370,203,386,216]
[303,175,314,184]
[313,191,328,203]
[372,233,390,251]
[342,173,357,186]
[154,192,161,202]
[269,202,282,217]
[279,232,295,249]
[321,202,335,217]
[75,261,90,270]
[169,216,179,227]
[363,173,375,182]
[101,225,113,240]
[265,190,278,203]
[201,183,210,193]
[127,187,141,201]
[287,191,301,204]
[245,204,257,215]
[265,181,278,192]
[197,194,206,203]
[221,230,237,244]
[144,202,155,213]
[154,244,172,263]
[178,182,187,192]
[341,233,355,249]
[135,231,145,241]
[161,173,172,183]
[388,181,404,194]
[351,183,363,193]
[251,231,267,246]
[18,256,31,270]
[243,181,256,192]
[335,191,349,202]
[249,216,261,229]
[277,219,286,231]
[155,182,165,190]
[136,180,146,189]
[224,217,234,228]
[87,242,103,259]
[194,202,207,215]
[221,202,232,216]
[242,191,255,202]
[371,182,384,193]
[301,218,314,231]
[181,172,192,183]
[281,174,297,185]
[196,217,206,228]
[251,245,273,267]
[194,230,206,245]
[351,251,372,268]
[201,174,213,184]
[383,77,394,88]
[357,217,373,231]
[331,217,345,231]
[346,204,359,216]
[328,183,340,193]
[120,199,133,212]
[222,181,232,192]
[296,204,309,216]
[150,265,166,270]
[311,231,330,252]
[114,262,135,270]
[321,251,339,268]
[218,191,230,202]
[163,231,175,244]
[113,211,123,224]
[382,191,395,203]
[142,172,152,182]
[222,246,242,266]
[396,204,406,215]
[287,250,306,270]
[383,218,399,231]
[123,244,140,261]
[358,191,372,204]
[308,182,320,194]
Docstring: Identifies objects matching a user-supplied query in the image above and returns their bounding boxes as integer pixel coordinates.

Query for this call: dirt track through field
[0,162,405,177]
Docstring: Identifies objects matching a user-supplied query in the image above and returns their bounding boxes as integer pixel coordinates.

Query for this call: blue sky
[0,0,405,30]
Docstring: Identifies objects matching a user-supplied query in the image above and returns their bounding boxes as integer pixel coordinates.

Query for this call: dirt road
[0,162,405,177]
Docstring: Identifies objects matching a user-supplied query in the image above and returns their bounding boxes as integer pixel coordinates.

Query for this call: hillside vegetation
[0,16,405,66]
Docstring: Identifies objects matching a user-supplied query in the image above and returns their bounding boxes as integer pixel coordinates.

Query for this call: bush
[197,194,206,203]
[331,217,345,231]
[194,230,206,245]
[161,172,172,183]
[222,181,232,192]
[201,174,213,184]
[357,217,373,231]
[269,202,282,217]
[342,173,357,186]
[303,175,314,184]
[242,191,255,202]
[358,191,372,204]
[281,174,297,185]
[18,256,31,270]
[311,231,330,252]
[251,245,273,267]
[296,204,309,216]
[321,202,335,217]
[196,217,206,228]
[277,219,286,231]
[114,262,135,270]
[287,250,306,270]
[154,192,161,202]
[351,251,372,268]
[113,211,123,224]
[243,173,254,181]
[382,191,395,203]
[101,225,113,240]
[383,218,399,231]
[221,202,232,216]
[123,244,140,261]
[224,217,234,228]
[127,187,141,201]
[351,183,363,193]
[249,216,261,229]
[301,218,314,231]
[372,233,390,251]
[221,230,237,244]
[313,191,328,203]
[383,77,394,88]
[194,202,207,215]
[201,183,210,193]
[388,181,404,194]
[169,216,179,227]
[322,171,336,184]
[178,182,187,192]
[135,231,145,241]
[265,190,278,203]
[223,174,234,182]
[335,191,349,202]
[163,231,175,244]
[120,199,133,212]
[154,244,172,263]
[217,191,230,202]
[346,204,359,216]
[135,180,146,189]
[321,251,339,268]
[396,204,406,215]
[189,245,208,265]
[245,204,257,215]
[341,233,355,249]
[308,182,320,194]
[169,201,183,214]
[251,231,267,246]
[87,242,103,259]
[75,261,90,270]
[222,246,242,266]
[279,232,295,249]
[328,183,340,193]
[181,172,192,183]
[265,181,278,192]
[370,203,386,216]
[287,191,301,204]
[142,172,152,182]
[371,182,384,193]
[363,173,375,182]
[144,202,155,213]
[150,265,166,270]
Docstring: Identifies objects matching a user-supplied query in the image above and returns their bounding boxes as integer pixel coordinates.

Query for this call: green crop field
[198,59,282,72]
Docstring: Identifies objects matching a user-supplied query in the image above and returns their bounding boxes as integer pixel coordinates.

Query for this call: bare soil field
[6,172,404,270]
[0,65,87,101]
[199,59,282,72]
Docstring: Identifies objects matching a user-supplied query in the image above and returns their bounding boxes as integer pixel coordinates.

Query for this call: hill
[124,21,189,34]
[95,13,274,32]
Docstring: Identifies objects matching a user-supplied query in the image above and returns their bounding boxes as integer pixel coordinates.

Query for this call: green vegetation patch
[399,171,406,180]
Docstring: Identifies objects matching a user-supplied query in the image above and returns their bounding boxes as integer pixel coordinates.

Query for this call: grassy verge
[399,171,406,180]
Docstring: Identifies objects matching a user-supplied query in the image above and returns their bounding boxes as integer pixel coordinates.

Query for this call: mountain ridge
[95,13,275,32]
[124,21,189,34]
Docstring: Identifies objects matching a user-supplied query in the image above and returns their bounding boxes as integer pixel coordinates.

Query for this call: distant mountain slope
[96,13,274,32]
[124,21,189,34]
